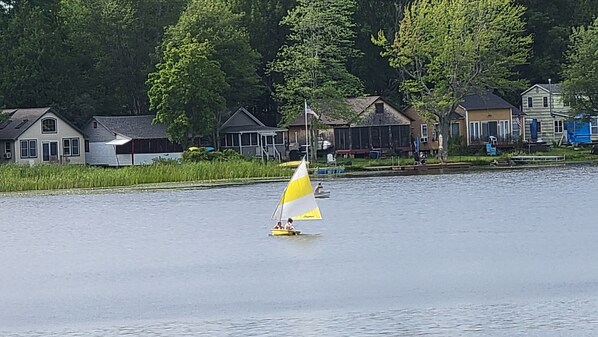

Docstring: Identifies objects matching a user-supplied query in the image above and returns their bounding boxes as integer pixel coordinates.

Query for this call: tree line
[1,0,598,149]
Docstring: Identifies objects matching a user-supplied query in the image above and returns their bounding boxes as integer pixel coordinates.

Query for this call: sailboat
[271,157,322,236]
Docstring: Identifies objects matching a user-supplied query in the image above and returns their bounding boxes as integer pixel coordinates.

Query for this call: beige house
[521,83,569,144]
[0,108,85,165]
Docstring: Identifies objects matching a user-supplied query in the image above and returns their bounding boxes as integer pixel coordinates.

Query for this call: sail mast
[304,100,309,162]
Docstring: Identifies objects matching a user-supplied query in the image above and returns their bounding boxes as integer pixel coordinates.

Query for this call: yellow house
[407,91,524,153]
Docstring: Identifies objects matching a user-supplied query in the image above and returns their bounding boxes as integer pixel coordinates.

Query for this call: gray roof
[220,125,286,133]
[288,96,409,126]
[219,107,285,134]
[521,83,562,96]
[537,83,562,94]
[0,107,54,140]
[93,115,168,139]
[459,92,515,110]
[459,92,524,116]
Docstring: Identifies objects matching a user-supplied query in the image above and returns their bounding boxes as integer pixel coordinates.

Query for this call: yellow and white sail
[272,158,322,221]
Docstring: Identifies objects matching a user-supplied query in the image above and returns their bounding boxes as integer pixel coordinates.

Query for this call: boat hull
[271,229,301,236]
[314,191,330,199]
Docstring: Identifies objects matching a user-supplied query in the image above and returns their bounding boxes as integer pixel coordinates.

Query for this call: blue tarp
[566,120,591,144]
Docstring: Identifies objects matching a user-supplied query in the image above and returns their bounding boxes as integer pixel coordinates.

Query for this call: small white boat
[314,190,330,199]
[270,158,322,236]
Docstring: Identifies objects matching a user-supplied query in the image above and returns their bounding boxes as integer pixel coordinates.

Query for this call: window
[543,97,548,107]
[20,139,37,158]
[499,120,510,139]
[62,137,80,156]
[93,121,98,128]
[450,123,460,137]
[375,103,384,114]
[554,120,564,134]
[527,97,533,108]
[469,121,480,142]
[537,121,542,133]
[591,117,598,135]
[41,118,57,133]
[420,124,428,142]
[513,119,522,138]
[4,141,10,154]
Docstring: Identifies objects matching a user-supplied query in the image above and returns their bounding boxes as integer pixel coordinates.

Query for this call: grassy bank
[328,146,598,169]
[1,146,596,193]
[0,161,291,192]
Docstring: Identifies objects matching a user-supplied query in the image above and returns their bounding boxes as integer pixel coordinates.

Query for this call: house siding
[82,118,117,142]
[521,84,569,144]
[15,112,85,165]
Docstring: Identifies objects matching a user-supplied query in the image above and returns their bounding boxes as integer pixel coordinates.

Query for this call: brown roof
[287,96,407,126]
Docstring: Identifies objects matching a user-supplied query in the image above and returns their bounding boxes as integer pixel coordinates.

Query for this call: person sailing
[272,221,283,229]
[284,218,294,230]
[314,182,324,194]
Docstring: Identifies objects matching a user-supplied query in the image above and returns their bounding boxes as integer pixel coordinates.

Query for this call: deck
[511,155,565,164]
[390,162,472,172]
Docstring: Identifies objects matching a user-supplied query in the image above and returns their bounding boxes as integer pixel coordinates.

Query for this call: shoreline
[2,161,595,197]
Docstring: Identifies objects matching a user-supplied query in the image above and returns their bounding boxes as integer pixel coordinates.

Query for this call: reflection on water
[1,166,598,336]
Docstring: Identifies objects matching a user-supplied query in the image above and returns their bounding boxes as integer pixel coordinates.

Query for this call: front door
[42,141,58,162]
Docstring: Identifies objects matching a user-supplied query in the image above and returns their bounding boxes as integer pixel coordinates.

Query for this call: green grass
[0,160,292,192]
[1,146,596,192]
[316,145,598,170]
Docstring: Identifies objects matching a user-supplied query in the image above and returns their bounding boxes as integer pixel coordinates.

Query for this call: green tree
[562,18,598,116]
[147,37,229,148]
[0,0,67,109]
[269,0,363,160]
[515,0,598,84]
[352,0,405,102]
[374,0,531,161]
[58,0,187,124]
[230,0,296,125]
[163,0,262,112]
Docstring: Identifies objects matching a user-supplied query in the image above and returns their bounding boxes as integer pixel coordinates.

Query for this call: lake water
[1,166,598,336]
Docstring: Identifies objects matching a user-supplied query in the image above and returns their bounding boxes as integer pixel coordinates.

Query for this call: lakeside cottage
[0,107,85,165]
[83,115,183,166]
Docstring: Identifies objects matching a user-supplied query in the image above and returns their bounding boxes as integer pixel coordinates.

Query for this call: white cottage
[0,108,85,165]
[84,115,184,166]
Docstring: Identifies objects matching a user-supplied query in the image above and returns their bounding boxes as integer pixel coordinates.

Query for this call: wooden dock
[511,155,565,164]
[391,162,471,172]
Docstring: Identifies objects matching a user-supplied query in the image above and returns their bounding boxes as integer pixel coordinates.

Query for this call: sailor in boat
[273,221,283,229]
[284,218,294,231]
[314,182,324,194]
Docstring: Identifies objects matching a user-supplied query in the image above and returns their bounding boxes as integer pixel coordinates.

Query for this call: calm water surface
[1,166,598,336]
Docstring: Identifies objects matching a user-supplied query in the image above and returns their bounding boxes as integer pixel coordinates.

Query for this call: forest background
[0,0,596,134]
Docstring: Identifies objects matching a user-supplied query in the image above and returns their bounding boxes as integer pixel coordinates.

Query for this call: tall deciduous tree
[230,0,296,125]
[352,0,405,102]
[59,0,187,124]
[0,0,67,109]
[269,0,363,120]
[562,18,598,116]
[269,0,363,160]
[163,0,262,112]
[374,0,531,161]
[147,38,229,148]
